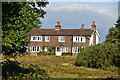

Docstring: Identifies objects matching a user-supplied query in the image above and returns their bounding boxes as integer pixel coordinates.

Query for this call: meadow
[15,55,119,78]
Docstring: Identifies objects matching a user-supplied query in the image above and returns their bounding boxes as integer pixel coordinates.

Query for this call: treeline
[75,17,120,72]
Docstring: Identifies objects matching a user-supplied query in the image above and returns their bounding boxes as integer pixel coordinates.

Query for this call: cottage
[28,21,100,56]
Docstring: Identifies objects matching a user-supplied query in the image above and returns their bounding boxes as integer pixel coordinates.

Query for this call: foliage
[106,17,120,68]
[16,56,118,78]
[38,46,55,56]
[2,1,48,55]
[38,52,48,56]
[62,52,72,56]
[75,17,120,72]
[75,43,119,70]
[46,46,55,55]
[2,58,49,79]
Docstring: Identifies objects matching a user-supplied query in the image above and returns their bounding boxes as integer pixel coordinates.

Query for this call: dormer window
[31,36,42,42]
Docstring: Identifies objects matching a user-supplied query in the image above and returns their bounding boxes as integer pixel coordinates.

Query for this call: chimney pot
[56,22,60,25]
[92,21,95,25]
[55,22,61,30]
[80,24,85,29]
[91,21,96,30]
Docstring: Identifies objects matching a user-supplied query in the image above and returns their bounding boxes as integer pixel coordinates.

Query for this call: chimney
[55,22,61,30]
[91,21,96,30]
[80,24,85,29]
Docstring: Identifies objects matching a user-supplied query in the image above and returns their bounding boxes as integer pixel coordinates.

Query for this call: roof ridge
[33,28,92,30]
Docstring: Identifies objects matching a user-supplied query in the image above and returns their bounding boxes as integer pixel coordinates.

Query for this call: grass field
[16,55,119,78]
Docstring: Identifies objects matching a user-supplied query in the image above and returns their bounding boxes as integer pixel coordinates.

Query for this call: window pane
[33,46,35,51]
[33,37,36,40]
[57,47,60,52]
[59,36,65,42]
[81,37,82,41]
[45,36,50,42]
[37,47,39,51]
[38,37,40,40]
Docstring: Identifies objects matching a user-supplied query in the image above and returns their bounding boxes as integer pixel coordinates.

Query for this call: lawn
[16,55,119,78]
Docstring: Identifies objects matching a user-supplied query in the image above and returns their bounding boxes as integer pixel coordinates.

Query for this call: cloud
[41,2,118,42]
[45,3,117,18]
[49,0,119,2]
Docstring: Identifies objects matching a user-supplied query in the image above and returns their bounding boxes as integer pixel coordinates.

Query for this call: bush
[38,46,55,56]
[38,52,48,56]
[62,52,72,56]
[75,43,119,71]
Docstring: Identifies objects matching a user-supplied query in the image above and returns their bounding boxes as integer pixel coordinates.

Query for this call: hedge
[75,43,119,70]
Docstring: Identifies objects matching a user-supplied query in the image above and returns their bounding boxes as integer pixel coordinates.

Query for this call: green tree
[2,1,48,55]
[105,17,120,67]
[75,17,120,71]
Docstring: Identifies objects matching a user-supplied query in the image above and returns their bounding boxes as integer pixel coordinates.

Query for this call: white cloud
[49,0,119,2]
[45,3,117,18]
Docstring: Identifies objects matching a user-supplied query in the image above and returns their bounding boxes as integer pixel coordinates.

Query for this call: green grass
[16,55,119,78]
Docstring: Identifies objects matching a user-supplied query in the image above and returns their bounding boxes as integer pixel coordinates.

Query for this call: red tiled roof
[28,28,94,36]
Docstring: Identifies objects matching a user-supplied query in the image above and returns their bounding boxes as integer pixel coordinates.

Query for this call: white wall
[89,34,93,46]
[96,33,99,45]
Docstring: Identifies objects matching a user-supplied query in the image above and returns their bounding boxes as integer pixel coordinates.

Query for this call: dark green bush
[75,43,119,70]
[62,52,72,56]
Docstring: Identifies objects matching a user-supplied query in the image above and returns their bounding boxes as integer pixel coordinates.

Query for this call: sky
[40,1,119,43]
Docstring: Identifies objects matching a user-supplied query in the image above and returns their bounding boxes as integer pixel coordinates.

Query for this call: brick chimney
[80,24,85,29]
[91,21,96,30]
[55,22,61,30]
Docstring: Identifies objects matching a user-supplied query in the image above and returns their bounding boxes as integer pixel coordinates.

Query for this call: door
[55,47,62,56]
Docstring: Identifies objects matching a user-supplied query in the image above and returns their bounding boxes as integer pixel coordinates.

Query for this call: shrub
[62,52,72,56]
[38,52,48,56]
[47,46,55,55]
[37,46,56,56]
[75,43,119,71]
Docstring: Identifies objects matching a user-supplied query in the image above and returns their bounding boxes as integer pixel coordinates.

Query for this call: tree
[75,17,120,71]
[2,1,49,55]
[106,17,120,45]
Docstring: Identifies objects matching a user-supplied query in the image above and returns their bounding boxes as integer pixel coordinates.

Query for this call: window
[61,47,68,52]
[81,37,85,42]
[57,47,61,52]
[58,36,65,42]
[45,36,50,42]
[33,36,36,40]
[73,36,85,42]
[64,47,68,52]
[72,47,79,53]
[31,36,42,41]
[30,46,41,52]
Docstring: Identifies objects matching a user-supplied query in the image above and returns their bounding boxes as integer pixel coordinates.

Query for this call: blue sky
[40,1,118,43]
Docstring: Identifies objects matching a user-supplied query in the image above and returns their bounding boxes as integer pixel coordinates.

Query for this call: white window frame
[31,36,42,42]
[73,36,85,42]
[81,36,86,42]
[45,36,50,42]
[30,46,41,52]
[72,47,79,53]
[58,36,65,42]
[64,47,68,52]
[61,47,68,52]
